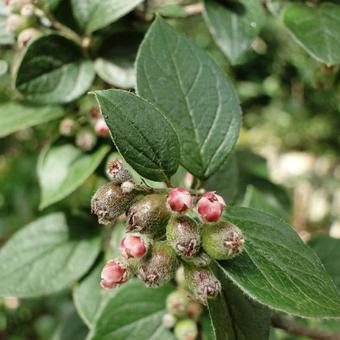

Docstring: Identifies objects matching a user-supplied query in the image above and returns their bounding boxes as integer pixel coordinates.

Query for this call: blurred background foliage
[0,0,339,338]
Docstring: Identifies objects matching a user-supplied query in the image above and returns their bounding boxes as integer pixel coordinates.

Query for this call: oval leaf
[0,213,101,298]
[15,34,95,103]
[88,280,175,340]
[38,143,110,209]
[203,0,266,64]
[94,89,180,182]
[283,3,340,66]
[219,207,340,318]
[136,17,242,179]
[71,0,143,33]
[0,101,64,137]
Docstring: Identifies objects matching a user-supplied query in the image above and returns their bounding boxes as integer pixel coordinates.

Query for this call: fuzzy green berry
[127,194,170,237]
[91,182,137,225]
[138,241,179,288]
[174,319,198,340]
[166,289,191,318]
[202,222,244,260]
[166,216,201,257]
[184,265,221,306]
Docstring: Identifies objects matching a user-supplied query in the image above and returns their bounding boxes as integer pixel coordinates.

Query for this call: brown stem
[272,314,340,340]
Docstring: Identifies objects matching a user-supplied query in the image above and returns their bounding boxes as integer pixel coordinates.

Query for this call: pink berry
[120,235,147,259]
[167,187,193,213]
[100,259,128,289]
[197,191,226,222]
[95,118,110,137]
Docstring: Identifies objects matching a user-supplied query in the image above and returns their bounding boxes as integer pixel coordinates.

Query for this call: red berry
[95,118,110,137]
[100,259,129,289]
[120,234,147,259]
[167,187,193,213]
[197,191,226,222]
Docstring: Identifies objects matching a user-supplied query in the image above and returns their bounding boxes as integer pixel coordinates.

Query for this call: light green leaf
[38,143,110,209]
[15,34,95,104]
[203,0,266,64]
[0,101,64,137]
[71,0,143,33]
[283,3,340,66]
[0,213,101,298]
[94,89,180,182]
[136,17,241,179]
[219,207,340,318]
[88,280,175,340]
[309,235,340,291]
[208,262,270,340]
[94,31,143,89]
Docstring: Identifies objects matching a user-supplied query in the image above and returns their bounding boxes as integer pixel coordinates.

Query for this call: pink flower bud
[120,234,147,259]
[197,191,226,222]
[167,187,193,213]
[95,118,110,137]
[100,259,129,289]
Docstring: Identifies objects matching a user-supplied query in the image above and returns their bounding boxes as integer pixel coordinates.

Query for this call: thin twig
[272,314,340,340]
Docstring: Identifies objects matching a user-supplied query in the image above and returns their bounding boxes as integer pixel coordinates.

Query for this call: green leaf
[136,17,241,179]
[15,34,95,104]
[219,207,340,318]
[38,143,110,209]
[0,213,101,298]
[309,235,340,291]
[94,89,180,182]
[71,0,143,33]
[203,0,266,65]
[208,263,270,340]
[88,280,175,340]
[0,101,64,137]
[205,154,239,203]
[0,1,14,45]
[94,31,143,89]
[283,3,340,66]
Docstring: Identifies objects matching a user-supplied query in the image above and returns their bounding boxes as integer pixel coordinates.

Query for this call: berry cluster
[5,0,42,48]
[59,107,110,151]
[91,160,245,306]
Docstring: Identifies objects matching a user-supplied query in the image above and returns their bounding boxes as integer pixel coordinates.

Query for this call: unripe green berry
[91,182,137,225]
[138,241,179,288]
[166,289,191,318]
[181,252,211,268]
[127,194,170,237]
[162,313,176,328]
[184,265,221,306]
[202,222,244,260]
[166,216,200,257]
[174,319,198,340]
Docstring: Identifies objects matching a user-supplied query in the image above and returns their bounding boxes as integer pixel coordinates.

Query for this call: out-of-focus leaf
[15,34,95,104]
[38,143,109,209]
[0,213,101,297]
[0,101,64,137]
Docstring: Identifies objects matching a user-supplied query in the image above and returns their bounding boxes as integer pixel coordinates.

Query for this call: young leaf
[203,0,266,65]
[15,34,95,104]
[38,143,110,210]
[94,89,180,182]
[71,0,143,33]
[88,279,175,340]
[94,31,143,89]
[219,207,340,318]
[309,235,340,291]
[283,3,340,66]
[0,101,64,137]
[208,265,271,340]
[136,17,241,179]
[0,213,101,298]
